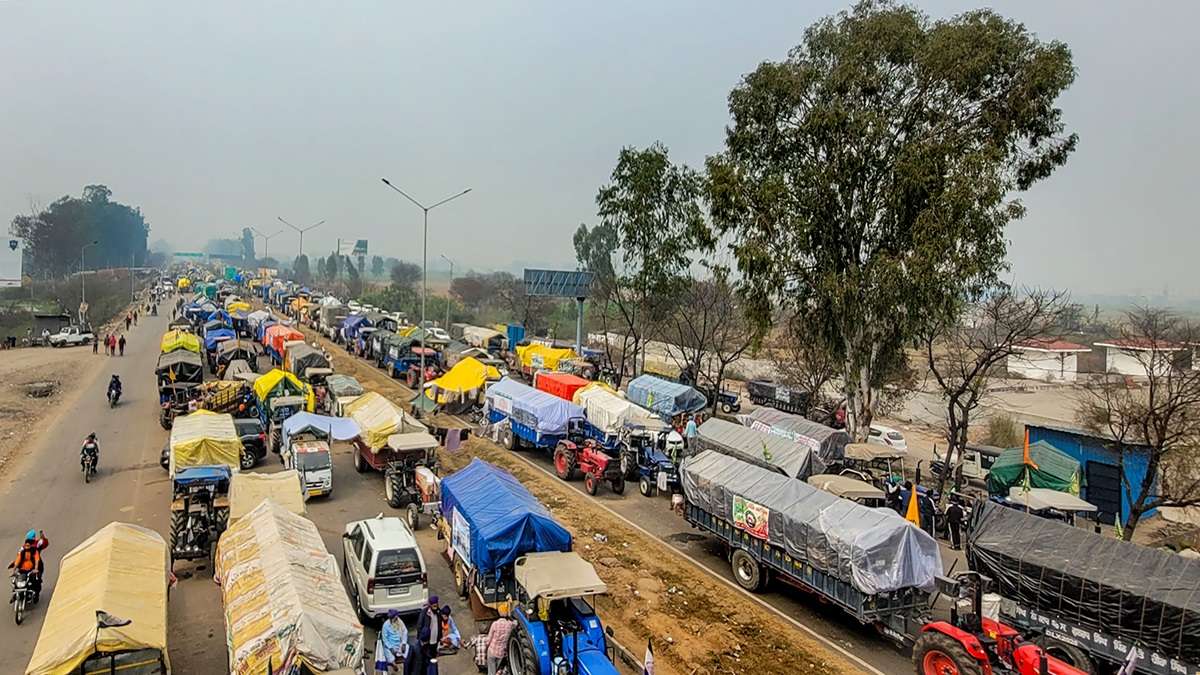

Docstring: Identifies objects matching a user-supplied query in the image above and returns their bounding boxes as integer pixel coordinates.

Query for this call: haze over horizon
[3,1,1197,298]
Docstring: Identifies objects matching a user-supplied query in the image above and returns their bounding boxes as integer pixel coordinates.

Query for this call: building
[1026,424,1154,527]
[1093,338,1184,377]
[1006,339,1091,382]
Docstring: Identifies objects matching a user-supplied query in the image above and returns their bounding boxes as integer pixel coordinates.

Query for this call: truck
[47,325,94,347]
[693,417,824,480]
[485,377,586,452]
[680,450,942,646]
[745,379,810,415]
[279,411,360,499]
[624,374,706,421]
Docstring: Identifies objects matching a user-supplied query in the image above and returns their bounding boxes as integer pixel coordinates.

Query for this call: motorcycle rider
[8,530,48,602]
[81,432,100,472]
[107,374,122,403]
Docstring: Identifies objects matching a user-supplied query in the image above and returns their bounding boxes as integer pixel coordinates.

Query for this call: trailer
[625,374,706,421]
[745,379,810,415]
[693,417,824,480]
[680,450,941,646]
[533,370,589,402]
[738,406,850,466]
[485,377,586,452]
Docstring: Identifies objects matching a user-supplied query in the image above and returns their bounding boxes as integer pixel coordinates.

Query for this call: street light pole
[80,240,98,318]
[250,227,285,263]
[440,254,455,331]
[381,179,471,412]
[277,217,325,260]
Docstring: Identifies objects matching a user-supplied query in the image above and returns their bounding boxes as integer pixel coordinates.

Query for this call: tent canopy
[24,523,168,675]
[514,552,607,600]
[160,329,201,355]
[574,386,659,436]
[229,472,307,521]
[986,440,1082,497]
[485,377,585,435]
[625,374,707,419]
[345,391,426,450]
[326,374,363,398]
[169,411,242,476]
[806,474,884,501]
[285,343,331,375]
[515,343,574,371]
[425,357,501,403]
[739,407,850,464]
[1004,486,1097,512]
[253,368,315,412]
[694,417,824,480]
[203,327,236,351]
[281,412,361,456]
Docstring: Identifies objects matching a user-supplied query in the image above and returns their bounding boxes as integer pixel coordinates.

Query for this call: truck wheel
[639,476,655,497]
[584,473,599,495]
[611,476,625,494]
[508,624,539,675]
[553,446,576,480]
[454,560,469,599]
[503,428,516,451]
[353,449,366,473]
[240,448,256,470]
[731,548,766,592]
[912,631,984,675]
[1033,636,1094,672]
[385,473,404,508]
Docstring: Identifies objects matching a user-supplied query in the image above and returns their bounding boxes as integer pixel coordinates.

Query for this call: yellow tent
[169,411,242,476]
[572,381,617,405]
[24,523,169,675]
[515,344,575,371]
[160,329,201,355]
[252,368,315,412]
[397,325,418,337]
[345,391,423,450]
[229,471,307,522]
[425,357,502,403]
[226,301,252,313]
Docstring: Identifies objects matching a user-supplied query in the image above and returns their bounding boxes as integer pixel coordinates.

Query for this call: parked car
[234,418,268,469]
[341,516,429,620]
[868,424,907,452]
[48,325,94,347]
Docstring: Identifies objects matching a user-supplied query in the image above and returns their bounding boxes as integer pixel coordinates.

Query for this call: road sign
[353,239,368,256]
[173,252,205,258]
[0,237,22,288]
[523,269,595,298]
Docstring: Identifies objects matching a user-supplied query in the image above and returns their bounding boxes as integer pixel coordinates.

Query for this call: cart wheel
[584,473,599,495]
[407,503,420,531]
[731,548,766,592]
[912,631,984,675]
[353,449,366,474]
[639,476,654,497]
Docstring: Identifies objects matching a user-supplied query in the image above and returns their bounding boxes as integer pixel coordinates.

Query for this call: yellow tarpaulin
[229,471,307,522]
[169,411,242,476]
[397,325,418,337]
[177,277,191,289]
[253,368,315,412]
[25,523,169,675]
[571,381,617,405]
[215,501,363,675]
[160,329,201,355]
[425,357,501,403]
[226,301,251,313]
[345,391,424,450]
[515,344,575,371]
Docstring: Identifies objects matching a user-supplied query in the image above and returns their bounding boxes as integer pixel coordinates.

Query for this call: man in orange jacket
[9,530,48,602]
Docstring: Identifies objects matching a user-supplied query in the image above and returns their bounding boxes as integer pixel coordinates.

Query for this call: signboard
[173,252,205,258]
[352,239,368,256]
[523,269,594,298]
[0,238,23,288]
[451,507,471,563]
[732,495,769,540]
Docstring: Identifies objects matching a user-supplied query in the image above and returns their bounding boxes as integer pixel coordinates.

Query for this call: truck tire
[1033,636,1094,673]
[240,448,256,470]
[553,445,576,480]
[502,428,516,451]
[639,476,655,497]
[508,623,539,675]
[731,548,766,592]
[353,448,366,473]
[911,631,984,675]
[454,560,469,599]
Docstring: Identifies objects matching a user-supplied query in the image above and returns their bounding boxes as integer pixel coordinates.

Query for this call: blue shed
[1026,424,1155,526]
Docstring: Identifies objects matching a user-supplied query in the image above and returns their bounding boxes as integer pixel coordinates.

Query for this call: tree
[11,185,150,275]
[1077,308,1200,539]
[575,143,711,386]
[315,256,326,280]
[241,227,256,262]
[390,261,422,291]
[344,255,363,296]
[204,238,241,257]
[666,271,755,413]
[371,255,385,278]
[922,287,1068,495]
[706,1,1077,441]
[292,255,311,284]
[770,314,842,418]
[451,275,489,310]
[493,272,554,334]
[325,252,340,281]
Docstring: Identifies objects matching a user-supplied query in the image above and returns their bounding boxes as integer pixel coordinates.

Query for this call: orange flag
[1022,428,1040,470]
[905,486,921,527]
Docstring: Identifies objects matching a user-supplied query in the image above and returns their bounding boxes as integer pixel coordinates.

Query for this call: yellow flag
[905,487,921,527]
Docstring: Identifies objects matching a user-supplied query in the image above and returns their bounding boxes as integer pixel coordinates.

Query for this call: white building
[1007,339,1091,382]
[1094,338,1183,377]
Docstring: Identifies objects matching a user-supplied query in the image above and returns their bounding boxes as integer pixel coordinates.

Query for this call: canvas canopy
[281,412,361,456]
[246,310,272,329]
[224,359,254,381]
[215,501,363,675]
[682,451,942,594]
[386,432,440,451]
[694,417,823,480]
[485,377,585,436]
[515,343,574,371]
[345,391,425,450]
[265,325,305,355]
[534,371,589,402]
[574,386,659,436]
[285,343,331,376]
[229,471,307,521]
[203,327,236,351]
[325,374,363,398]
[463,325,505,350]
[440,459,572,573]
[156,349,204,383]
[740,407,850,464]
[807,474,884,502]
[425,357,501,403]
[253,368,315,412]
[226,301,251,313]
[217,338,258,359]
[169,411,242,476]
[986,440,1082,497]
[24,523,169,675]
[514,552,607,600]
[1003,487,1097,513]
[160,329,202,355]
[625,374,707,419]
[843,442,905,462]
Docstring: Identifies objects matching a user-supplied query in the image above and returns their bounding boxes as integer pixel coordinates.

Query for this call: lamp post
[250,227,285,262]
[276,217,325,260]
[81,240,98,316]
[440,254,455,331]
[380,179,471,411]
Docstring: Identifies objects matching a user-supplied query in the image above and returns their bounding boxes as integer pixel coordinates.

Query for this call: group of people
[95,332,127,356]
[883,478,968,549]
[375,596,479,675]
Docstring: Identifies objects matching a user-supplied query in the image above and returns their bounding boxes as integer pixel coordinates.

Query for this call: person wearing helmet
[8,530,48,602]
[81,432,100,471]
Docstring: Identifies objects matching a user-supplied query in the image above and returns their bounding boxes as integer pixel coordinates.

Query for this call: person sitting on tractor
[8,530,49,602]
[81,432,100,471]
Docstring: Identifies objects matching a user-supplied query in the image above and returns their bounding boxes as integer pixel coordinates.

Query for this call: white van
[342,516,428,619]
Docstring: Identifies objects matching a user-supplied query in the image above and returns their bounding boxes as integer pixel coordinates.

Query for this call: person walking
[124,314,131,330]
[484,616,515,675]
[946,497,965,550]
[133,310,138,326]
[92,334,99,354]
[684,414,698,449]
[118,334,126,356]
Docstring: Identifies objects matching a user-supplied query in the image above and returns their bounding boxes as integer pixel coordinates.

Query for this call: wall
[1027,425,1154,527]
[1105,348,1174,377]
[1007,351,1078,382]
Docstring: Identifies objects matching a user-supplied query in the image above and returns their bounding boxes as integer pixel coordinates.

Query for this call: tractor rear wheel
[553,445,576,481]
[584,473,599,495]
[508,623,539,675]
[912,631,985,675]
[1033,636,1094,673]
[611,476,625,494]
[169,510,185,564]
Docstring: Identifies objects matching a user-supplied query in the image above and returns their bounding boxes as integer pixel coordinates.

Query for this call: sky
[2,1,1197,298]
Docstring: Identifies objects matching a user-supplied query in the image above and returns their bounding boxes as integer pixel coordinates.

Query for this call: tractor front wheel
[385,473,405,508]
[611,476,625,494]
[508,623,539,675]
[911,631,985,675]
[584,472,599,495]
[639,475,655,497]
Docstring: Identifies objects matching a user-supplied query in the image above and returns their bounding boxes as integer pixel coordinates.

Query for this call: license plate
[387,585,411,597]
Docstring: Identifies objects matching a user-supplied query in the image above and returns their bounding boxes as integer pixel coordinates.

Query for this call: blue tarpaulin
[204,328,236,350]
[281,412,361,455]
[484,377,584,435]
[625,374,707,420]
[340,315,371,341]
[440,459,571,573]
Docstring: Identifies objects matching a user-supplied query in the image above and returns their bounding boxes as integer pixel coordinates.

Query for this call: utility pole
[277,217,325,260]
[440,254,455,330]
[251,227,285,263]
[80,240,98,323]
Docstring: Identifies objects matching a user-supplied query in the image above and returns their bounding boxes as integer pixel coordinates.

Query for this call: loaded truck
[624,374,706,421]
[486,377,586,452]
[166,411,241,572]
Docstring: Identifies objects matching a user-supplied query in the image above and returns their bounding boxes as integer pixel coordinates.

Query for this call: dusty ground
[292,320,860,675]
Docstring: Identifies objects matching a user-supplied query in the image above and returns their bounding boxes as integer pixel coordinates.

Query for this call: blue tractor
[507,551,620,675]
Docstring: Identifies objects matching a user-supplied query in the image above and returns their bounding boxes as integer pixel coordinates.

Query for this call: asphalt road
[0,308,480,674]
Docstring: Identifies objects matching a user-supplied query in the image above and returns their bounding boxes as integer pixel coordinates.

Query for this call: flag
[905,487,921,527]
[1021,428,1039,470]
[643,639,655,675]
[1117,644,1140,675]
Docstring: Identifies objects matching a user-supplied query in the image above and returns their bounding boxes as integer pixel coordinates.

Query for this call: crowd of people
[375,595,485,675]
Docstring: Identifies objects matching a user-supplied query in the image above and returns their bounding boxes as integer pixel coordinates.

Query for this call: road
[0,308,481,674]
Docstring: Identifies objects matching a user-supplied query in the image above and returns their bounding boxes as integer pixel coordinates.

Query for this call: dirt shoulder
[288,318,861,675]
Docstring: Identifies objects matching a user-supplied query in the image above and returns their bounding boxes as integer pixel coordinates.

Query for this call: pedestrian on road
[133,310,138,325]
[484,616,515,675]
[918,489,936,539]
[946,497,965,550]
[124,314,131,330]
[414,596,442,674]
[118,334,126,356]
[684,414,698,449]
[92,335,99,354]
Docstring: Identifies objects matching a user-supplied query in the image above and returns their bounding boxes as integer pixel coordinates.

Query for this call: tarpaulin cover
[204,327,236,351]
[24,523,169,675]
[246,310,272,329]
[285,344,330,375]
[533,371,590,402]
[217,339,258,358]
[625,374,707,419]
[463,325,505,349]
[739,407,850,464]
[265,325,305,356]
[160,329,201,354]
[226,301,251,313]
[440,459,572,573]
[255,320,279,344]
[281,412,361,456]
[682,451,941,594]
[425,357,501,403]
[968,502,1200,663]
[985,440,1082,497]
[215,501,363,675]
[345,391,425,450]
[169,411,243,476]
[157,349,204,380]
[325,374,363,398]
[485,377,585,436]
[340,315,371,339]
[515,344,574,371]
[694,417,824,480]
[253,368,315,412]
[229,471,307,521]
[574,386,658,436]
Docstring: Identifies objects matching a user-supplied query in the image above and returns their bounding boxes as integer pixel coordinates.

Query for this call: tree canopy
[10,184,150,275]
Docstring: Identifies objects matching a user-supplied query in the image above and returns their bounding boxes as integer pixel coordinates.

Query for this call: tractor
[913,572,1089,675]
[553,438,624,495]
[168,466,231,575]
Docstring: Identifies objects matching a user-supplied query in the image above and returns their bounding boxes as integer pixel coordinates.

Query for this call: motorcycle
[82,450,97,483]
[107,386,121,408]
[11,572,33,625]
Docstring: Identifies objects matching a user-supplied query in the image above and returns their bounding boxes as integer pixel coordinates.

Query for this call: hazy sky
[2,2,1197,297]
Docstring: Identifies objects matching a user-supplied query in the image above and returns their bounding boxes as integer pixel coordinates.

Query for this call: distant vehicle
[868,424,907,452]
[47,326,94,347]
[341,516,428,619]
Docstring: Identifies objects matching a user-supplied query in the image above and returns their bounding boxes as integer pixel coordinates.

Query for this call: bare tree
[769,314,841,418]
[665,272,754,413]
[1077,307,1200,540]
[923,287,1069,495]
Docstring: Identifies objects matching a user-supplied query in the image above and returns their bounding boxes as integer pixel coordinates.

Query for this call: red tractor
[913,573,1089,675]
[553,439,625,495]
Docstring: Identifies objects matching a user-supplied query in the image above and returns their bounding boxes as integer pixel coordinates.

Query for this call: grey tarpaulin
[681,450,942,594]
[968,502,1200,664]
[693,417,824,480]
[625,375,707,419]
[738,407,849,464]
